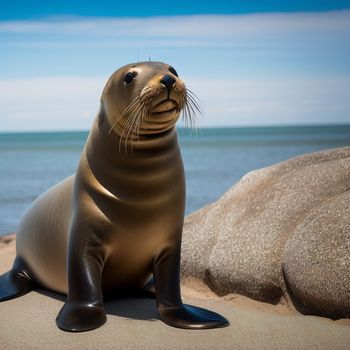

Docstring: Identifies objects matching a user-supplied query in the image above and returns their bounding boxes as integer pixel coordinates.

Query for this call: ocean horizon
[1,124,349,236]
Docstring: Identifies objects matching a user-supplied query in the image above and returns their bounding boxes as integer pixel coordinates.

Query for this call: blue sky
[2,1,350,18]
[1,1,350,131]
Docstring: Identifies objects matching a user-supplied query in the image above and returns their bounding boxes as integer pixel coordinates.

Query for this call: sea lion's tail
[0,257,33,301]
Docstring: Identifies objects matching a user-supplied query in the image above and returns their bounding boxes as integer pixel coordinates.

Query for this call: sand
[0,234,349,350]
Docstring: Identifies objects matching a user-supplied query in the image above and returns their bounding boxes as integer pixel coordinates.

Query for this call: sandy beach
[1,234,349,350]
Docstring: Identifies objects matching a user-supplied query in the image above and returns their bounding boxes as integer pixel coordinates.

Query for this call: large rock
[283,191,350,319]
[181,147,350,319]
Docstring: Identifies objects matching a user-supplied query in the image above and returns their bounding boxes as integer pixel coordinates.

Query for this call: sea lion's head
[101,62,199,141]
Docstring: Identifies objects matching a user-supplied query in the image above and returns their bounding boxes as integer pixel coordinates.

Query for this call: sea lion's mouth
[152,99,178,115]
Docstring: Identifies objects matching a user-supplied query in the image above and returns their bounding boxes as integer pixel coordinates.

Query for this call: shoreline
[1,123,350,135]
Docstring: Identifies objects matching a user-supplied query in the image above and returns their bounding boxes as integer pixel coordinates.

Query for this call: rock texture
[181,146,350,319]
[283,191,350,318]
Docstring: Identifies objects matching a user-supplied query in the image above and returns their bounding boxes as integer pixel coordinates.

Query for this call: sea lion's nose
[160,75,176,93]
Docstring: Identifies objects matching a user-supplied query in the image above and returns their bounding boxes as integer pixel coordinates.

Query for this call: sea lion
[0,62,229,332]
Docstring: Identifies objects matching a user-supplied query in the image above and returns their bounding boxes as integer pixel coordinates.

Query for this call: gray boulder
[181,147,350,319]
[283,191,350,318]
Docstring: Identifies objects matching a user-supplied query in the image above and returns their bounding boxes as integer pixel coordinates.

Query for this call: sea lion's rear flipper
[0,257,33,301]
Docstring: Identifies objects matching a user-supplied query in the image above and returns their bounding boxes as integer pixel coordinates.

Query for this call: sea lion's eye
[124,72,135,84]
[168,66,178,77]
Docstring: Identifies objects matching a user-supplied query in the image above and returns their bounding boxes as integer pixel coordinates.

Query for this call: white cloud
[0,75,349,131]
[0,12,349,130]
[190,76,350,126]
[1,11,350,35]
[0,11,349,49]
[0,77,105,131]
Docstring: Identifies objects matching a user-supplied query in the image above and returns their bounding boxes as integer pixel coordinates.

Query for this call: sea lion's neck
[81,115,184,204]
[83,115,182,188]
[88,115,179,161]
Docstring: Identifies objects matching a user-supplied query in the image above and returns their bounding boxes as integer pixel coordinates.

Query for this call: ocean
[0,125,349,236]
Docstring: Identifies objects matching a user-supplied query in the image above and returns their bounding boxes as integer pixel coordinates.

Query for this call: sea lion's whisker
[109,103,137,135]
[184,100,197,128]
[122,102,145,153]
[108,118,120,136]
[119,108,139,151]
[177,86,201,131]
[115,101,142,154]
[136,104,145,142]
[182,103,189,128]
[121,100,142,133]
[120,98,140,119]
[108,96,140,135]
[186,103,196,130]
[186,89,202,115]
[187,93,202,114]
[128,104,143,147]
[182,103,194,130]
[186,88,202,104]
[119,103,143,154]
[137,91,153,135]
[181,105,187,126]
[120,115,138,153]
[118,88,151,153]
[139,101,149,138]
[142,99,151,133]
[108,87,144,136]
[114,88,146,152]
[139,104,145,136]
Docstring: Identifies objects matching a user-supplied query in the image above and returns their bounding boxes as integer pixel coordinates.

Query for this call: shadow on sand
[37,288,160,322]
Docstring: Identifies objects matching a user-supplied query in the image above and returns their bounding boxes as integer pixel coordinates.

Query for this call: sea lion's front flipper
[56,301,106,333]
[56,225,107,332]
[0,257,33,301]
[153,247,229,329]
